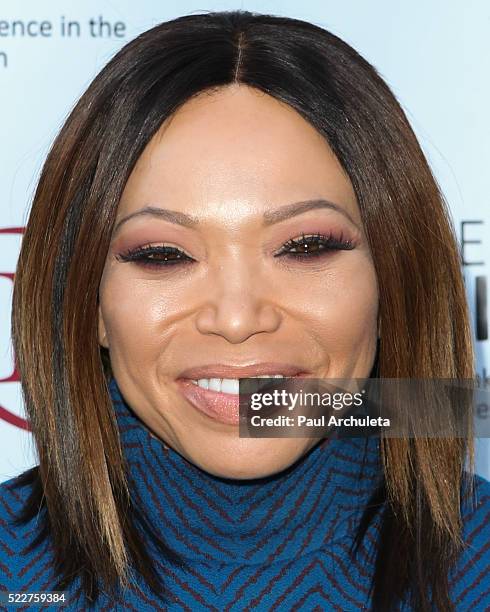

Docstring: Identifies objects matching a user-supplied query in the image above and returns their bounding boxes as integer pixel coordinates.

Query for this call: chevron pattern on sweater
[0,377,489,611]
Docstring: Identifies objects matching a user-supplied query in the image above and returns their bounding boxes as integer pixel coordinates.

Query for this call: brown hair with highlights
[11,10,474,610]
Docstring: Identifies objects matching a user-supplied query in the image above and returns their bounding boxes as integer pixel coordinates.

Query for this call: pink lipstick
[175,363,309,425]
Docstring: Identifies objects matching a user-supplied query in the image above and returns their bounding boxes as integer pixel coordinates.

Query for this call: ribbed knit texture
[0,377,489,610]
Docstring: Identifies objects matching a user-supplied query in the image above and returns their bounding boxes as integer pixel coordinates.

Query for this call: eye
[115,244,194,269]
[275,232,355,260]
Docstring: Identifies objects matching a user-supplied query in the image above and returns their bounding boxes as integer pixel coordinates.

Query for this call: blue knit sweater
[0,377,489,610]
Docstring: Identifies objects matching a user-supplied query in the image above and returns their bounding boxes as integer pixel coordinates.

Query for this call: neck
[109,377,382,565]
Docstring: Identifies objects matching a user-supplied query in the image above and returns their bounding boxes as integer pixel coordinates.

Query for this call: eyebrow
[262,199,359,228]
[112,198,359,236]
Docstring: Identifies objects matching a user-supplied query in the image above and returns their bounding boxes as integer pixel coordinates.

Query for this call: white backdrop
[0,1,488,482]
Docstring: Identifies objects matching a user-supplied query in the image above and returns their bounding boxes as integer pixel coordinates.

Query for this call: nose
[195,260,282,344]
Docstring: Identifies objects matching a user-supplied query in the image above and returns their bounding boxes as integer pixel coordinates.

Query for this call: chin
[183,438,313,480]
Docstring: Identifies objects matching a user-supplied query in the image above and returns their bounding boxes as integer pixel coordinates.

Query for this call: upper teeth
[189,375,286,395]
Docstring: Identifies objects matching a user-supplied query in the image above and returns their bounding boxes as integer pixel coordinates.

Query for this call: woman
[1,10,489,611]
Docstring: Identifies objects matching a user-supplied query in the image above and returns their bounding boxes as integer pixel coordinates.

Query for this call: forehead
[118,84,359,223]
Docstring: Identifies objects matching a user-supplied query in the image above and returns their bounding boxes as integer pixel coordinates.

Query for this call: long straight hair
[11,10,474,610]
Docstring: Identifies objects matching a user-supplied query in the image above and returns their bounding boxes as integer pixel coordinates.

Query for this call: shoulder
[0,467,53,592]
[450,472,490,609]
[460,471,490,547]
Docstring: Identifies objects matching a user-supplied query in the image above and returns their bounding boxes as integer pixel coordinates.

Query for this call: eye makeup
[274,231,354,260]
[114,229,356,271]
[115,243,194,268]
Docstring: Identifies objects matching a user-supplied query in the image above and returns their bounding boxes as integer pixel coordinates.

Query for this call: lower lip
[176,379,243,425]
[175,375,307,426]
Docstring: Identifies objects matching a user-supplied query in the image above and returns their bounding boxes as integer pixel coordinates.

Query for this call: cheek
[98,273,185,349]
[298,259,379,348]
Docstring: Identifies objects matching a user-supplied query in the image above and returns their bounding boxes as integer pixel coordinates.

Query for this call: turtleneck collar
[108,377,382,566]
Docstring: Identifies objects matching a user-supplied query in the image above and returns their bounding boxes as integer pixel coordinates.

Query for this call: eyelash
[115,232,355,269]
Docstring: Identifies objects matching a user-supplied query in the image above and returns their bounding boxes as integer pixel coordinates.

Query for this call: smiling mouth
[175,372,309,425]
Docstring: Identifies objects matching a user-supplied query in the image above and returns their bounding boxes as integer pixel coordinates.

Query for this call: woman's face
[98,84,379,479]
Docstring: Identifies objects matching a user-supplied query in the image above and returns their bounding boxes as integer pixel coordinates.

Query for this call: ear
[98,302,109,348]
